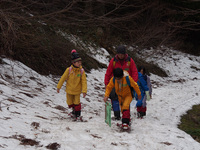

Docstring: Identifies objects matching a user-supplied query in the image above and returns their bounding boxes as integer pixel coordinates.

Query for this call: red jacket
[104,54,138,85]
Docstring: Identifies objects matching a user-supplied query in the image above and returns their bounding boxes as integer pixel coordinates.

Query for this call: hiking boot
[114,111,121,120]
[74,116,83,122]
[141,112,146,117]
[122,123,129,130]
[115,116,121,120]
[137,112,146,119]
[68,108,75,118]
[72,109,75,115]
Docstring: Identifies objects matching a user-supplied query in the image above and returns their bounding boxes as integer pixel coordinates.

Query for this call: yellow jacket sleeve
[57,68,69,89]
[129,76,141,96]
[105,77,115,97]
[81,71,87,93]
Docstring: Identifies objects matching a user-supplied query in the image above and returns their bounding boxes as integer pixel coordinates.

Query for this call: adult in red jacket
[104,45,138,120]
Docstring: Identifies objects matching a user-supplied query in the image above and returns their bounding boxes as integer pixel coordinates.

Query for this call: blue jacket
[135,72,149,106]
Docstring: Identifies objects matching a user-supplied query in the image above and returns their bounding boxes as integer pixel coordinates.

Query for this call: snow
[56,31,111,65]
[0,48,200,150]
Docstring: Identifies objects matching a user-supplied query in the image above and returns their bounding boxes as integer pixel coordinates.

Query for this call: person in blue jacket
[135,66,152,118]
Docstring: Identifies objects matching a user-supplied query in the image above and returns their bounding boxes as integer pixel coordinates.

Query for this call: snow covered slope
[0,48,200,150]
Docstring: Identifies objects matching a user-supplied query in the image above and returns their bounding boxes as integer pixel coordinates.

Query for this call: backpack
[113,56,131,68]
[66,66,84,81]
[113,76,134,97]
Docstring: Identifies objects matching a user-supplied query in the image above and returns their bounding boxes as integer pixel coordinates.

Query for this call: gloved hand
[136,100,143,107]
[145,91,151,101]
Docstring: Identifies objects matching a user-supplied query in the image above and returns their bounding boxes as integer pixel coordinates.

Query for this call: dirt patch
[160,142,172,146]
[46,142,61,150]
[35,115,48,120]
[19,92,34,98]
[111,142,117,146]
[20,138,40,146]
[171,79,186,83]
[90,134,102,139]
[54,105,67,112]
[6,134,41,147]
[31,122,40,129]
[7,98,20,103]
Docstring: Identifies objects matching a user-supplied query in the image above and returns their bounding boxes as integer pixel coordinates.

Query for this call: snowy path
[0,49,200,150]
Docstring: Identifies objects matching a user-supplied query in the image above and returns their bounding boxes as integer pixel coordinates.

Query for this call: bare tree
[1,0,200,56]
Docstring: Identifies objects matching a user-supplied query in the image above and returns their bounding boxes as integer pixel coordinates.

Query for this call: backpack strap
[66,66,73,81]
[67,66,84,81]
[125,76,130,86]
[69,66,84,76]
[80,68,84,75]
[126,76,134,97]
[113,56,131,68]
[113,77,115,84]
[68,66,73,75]
[125,56,131,62]
[126,56,131,67]
[113,57,117,68]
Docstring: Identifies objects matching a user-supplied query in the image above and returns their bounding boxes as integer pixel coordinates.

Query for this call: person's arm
[130,58,138,82]
[129,76,141,100]
[57,68,69,92]
[104,77,115,102]
[139,74,151,101]
[81,70,87,97]
[104,58,114,86]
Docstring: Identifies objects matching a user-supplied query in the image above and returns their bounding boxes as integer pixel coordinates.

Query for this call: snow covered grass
[0,48,200,150]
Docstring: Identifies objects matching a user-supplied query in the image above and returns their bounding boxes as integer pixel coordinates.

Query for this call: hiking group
[56,46,152,130]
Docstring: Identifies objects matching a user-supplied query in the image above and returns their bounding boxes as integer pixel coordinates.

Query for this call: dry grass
[178,105,200,143]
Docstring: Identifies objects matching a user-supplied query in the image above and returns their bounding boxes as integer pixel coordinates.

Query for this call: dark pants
[109,88,120,119]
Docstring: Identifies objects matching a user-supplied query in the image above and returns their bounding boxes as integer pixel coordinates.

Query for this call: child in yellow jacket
[104,68,141,128]
[57,50,87,120]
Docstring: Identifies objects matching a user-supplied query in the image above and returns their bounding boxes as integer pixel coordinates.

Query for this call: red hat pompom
[71,49,77,53]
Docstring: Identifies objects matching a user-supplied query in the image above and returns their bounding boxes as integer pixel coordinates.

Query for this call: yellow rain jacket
[105,75,141,111]
[57,65,87,95]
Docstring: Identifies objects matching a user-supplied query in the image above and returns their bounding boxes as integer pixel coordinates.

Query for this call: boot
[137,111,146,119]
[114,111,121,120]
[75,111,81,117]
[74,103,81,117]
[122,110,130,125]
[122,123,130,130]
[69,107,75,118]
[72,108,75,115]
